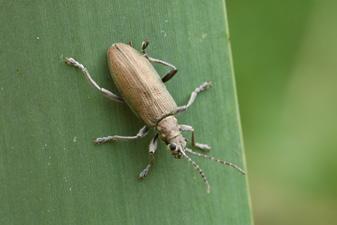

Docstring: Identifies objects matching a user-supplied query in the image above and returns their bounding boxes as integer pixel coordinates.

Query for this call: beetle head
[157,116,186,158]
[166,135,187,159]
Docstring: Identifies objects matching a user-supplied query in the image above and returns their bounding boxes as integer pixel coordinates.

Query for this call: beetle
[65,40,245,192]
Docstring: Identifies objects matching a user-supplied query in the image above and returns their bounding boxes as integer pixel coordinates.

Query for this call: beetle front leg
[65,57,124,103]
[94,126,149,144]
[180,124,211,151]
[138,134,159,179]
[175,81,212,114]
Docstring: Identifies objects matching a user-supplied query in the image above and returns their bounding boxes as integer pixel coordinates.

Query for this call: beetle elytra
[65,40,245,193]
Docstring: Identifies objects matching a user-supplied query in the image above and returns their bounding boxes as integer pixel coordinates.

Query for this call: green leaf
[0,1,252,225]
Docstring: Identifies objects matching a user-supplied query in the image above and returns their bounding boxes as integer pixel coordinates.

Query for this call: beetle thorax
[156,116,180,142]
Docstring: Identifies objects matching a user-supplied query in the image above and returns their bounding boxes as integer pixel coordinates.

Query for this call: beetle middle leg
[94,126,149,144]
[180,124,211,151]
[65,57,124,103]
[175,81,212,114]
[138,134,159,179]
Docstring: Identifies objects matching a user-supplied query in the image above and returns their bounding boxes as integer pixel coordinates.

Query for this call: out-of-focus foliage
[227,1,337,225]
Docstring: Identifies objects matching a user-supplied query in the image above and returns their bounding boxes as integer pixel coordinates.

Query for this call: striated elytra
[107,43,177,127]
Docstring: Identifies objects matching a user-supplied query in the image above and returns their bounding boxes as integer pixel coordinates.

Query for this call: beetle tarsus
[94,136,115,144]
[138,164,151,179]
[65,57,84,70]
[194,143,211,151]
[199,80,212,91]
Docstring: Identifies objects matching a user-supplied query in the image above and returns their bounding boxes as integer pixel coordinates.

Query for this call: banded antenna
[181,150,211,193]
[185,148,246,175]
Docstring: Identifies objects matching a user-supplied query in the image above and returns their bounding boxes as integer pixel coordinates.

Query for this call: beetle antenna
[181,150,211,193]
[185,148,246,175]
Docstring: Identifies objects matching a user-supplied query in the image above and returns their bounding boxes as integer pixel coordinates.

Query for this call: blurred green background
[227,1,337,225]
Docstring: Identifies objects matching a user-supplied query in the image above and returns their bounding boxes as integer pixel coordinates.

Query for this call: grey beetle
[65,41,245,192]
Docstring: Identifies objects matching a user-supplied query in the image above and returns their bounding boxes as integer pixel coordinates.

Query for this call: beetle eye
[168,143,177,151]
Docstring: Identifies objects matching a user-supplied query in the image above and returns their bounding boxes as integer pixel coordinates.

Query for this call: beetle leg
[94,126,149,144]
[141,39,149,54]
[175,81,212,114]
[146,56,178,83]
[65,57,124,103]
[161,68,178,83]
[138,134,159,179]
[140,40,178,82]
[179,124,211,151]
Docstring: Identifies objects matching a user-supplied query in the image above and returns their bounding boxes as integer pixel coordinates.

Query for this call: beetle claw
[64,57,76,65]
[201,81,212,91]
[94,137,108,144]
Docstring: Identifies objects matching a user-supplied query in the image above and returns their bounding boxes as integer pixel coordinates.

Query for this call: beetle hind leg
[140,40,178,83]
[138,134,159,179]
[146,56,178,83]
[94,126,149,144]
